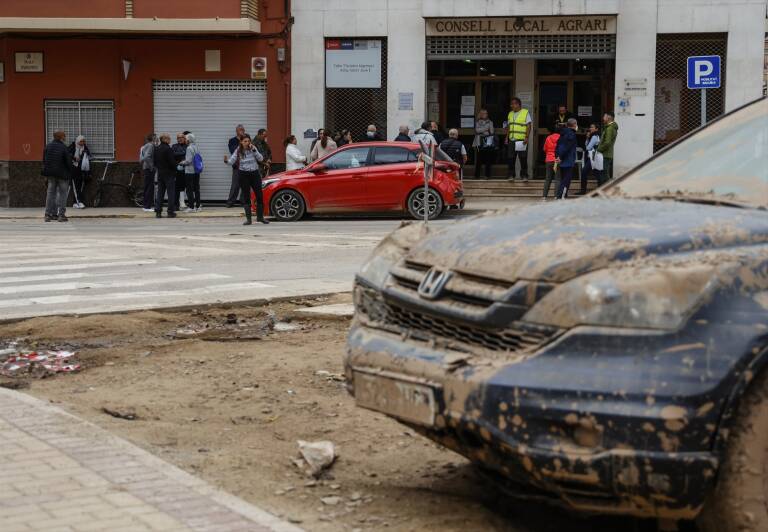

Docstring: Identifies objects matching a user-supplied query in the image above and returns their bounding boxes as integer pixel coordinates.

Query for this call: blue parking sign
[687,56,721,89]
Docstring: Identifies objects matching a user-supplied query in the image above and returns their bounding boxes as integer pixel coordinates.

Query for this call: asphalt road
[0,216,461,321]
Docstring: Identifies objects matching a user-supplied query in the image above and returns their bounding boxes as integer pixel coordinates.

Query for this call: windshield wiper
[633,194,750,209]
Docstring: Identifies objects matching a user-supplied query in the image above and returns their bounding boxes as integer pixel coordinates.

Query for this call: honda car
[260,142,463,221]
[345,98,768,530]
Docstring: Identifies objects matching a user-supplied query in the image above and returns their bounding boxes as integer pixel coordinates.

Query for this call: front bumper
[345,322,719,519]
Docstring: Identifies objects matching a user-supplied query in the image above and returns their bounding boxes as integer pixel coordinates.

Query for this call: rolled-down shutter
[153,80,267,201]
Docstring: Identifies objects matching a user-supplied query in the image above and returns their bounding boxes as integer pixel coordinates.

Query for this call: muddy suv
[345,98,768,530]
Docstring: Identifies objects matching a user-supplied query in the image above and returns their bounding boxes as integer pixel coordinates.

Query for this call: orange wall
[133,0,241,19]
[0,39,8,160]
[1,35,290,163]
[0,1,125,18]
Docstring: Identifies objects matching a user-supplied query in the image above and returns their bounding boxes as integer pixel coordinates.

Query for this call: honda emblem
[418,268,452,300]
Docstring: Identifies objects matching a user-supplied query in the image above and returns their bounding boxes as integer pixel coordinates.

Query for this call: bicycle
[92,161,144,208]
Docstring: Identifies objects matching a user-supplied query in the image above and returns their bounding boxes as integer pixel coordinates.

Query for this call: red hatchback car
[259,142,464,221]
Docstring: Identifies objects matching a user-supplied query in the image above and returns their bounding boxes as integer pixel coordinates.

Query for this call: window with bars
[325,39,388,143]
[45,100,115,160]
[653,33,727,153]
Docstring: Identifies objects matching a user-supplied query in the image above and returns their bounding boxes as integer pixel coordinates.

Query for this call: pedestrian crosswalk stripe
[0,255,124,267]
[0,260,157,275]
[0,273,228,295]
[0,266,188,285]
[0,281,275,309]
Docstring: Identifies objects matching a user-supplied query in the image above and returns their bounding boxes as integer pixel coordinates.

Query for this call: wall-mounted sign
[398,92,414,111]
[577,105,592,117]
[15,52,44,73]
[426,16,616,36]
[251,57,267,80]
[624,77,648,96]
[325,39,382,88]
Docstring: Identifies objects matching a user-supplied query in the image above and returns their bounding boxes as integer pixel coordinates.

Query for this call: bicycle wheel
[129,186,143,208]
[93,187,104,208]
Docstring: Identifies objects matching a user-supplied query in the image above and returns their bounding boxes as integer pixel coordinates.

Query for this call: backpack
[193,152,204,173]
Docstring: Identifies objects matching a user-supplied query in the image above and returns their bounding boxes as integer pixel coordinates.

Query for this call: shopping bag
[591,150,604,171]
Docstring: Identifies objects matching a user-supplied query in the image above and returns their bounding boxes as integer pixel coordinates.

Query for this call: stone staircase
[462,178,598,199]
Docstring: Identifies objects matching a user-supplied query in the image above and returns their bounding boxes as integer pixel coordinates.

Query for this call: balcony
[0,0,260,34]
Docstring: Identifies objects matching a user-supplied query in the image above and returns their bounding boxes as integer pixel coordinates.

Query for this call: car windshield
[603,98,768,209]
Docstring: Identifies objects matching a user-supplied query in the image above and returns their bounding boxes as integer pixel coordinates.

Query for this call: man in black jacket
[153,134,178,218]
[42,129,72,222]
[439,129,467,178]
[225,125,246,207]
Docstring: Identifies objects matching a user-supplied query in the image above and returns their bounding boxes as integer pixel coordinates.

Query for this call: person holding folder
[506,97,532,183]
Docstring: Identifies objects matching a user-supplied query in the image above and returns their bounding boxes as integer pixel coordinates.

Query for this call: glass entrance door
[538,81,568,131]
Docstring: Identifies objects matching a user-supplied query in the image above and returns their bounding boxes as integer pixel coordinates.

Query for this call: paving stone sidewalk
[0,388,303,532]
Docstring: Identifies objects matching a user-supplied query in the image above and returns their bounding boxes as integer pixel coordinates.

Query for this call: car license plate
[354,372,437,426]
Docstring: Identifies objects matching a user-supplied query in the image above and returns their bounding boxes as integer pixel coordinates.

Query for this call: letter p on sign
[687,55,721,89]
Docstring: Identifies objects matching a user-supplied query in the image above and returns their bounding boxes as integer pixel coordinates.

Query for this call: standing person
[139,134,156,212]
[68,135,91,209]
[364,125,382,141]
[430,122,445,145]
[554,118,578,199]
[181,133,202,212]
[285,135,307,170]
[225,125,246,208]
[171,133,188,211]
[309,129,337,161]
[472,109,495,179]
[310,128,325,153]
[412,122,437,148]
[541,125,561,200]
[394,125,411,142]
[153,134,177,218]
[253,129,272,177]
[597,112,618,181]
[337,130,353,147]
[580,123,600,194]
[552,104,576,131]
[506,97,532,182]
[227,135,269,226]
[42,129,72,223]
[439,129,467,175]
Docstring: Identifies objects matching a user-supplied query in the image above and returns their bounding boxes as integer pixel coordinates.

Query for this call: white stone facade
[291,0,767,176]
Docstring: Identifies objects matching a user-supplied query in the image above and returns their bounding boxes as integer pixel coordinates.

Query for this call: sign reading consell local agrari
[426,16,617,36]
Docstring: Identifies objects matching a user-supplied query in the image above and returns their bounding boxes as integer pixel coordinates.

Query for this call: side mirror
[310,163,327,173]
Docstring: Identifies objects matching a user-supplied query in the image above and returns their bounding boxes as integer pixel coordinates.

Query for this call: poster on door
[325,39,382,88]
[654,78,681,140]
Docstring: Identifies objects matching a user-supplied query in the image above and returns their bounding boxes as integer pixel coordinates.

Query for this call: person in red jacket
[542,125,560,200]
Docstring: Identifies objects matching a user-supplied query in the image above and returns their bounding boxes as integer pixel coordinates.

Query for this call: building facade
[0,0,292,207]
[291,0,767,179]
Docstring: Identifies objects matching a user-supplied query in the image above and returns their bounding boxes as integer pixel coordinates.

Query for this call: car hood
[407,198,768,283]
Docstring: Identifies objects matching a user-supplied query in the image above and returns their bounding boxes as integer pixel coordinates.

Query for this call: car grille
[355,283,557,354]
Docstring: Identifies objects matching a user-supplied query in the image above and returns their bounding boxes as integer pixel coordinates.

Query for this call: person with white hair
[439,129,468,173]
[394,125,411,142]
[364,124,382,141]
[68,135,91,208]
[180,132,202,212]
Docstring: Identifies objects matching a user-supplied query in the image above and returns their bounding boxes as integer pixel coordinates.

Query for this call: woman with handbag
[68,135,91,208]
[472,109,495,179]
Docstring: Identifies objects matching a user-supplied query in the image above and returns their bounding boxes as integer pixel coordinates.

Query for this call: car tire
[698,368,768,532]
[270,189,306,222]
[407,188,444,221]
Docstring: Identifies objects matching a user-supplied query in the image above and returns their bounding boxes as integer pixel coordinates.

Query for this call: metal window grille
[653,33,727,153]
[45,100,115,160]
[427,35,616,60]
[241,0,258,19]
[152,80,266,92]
[325,39,388,142]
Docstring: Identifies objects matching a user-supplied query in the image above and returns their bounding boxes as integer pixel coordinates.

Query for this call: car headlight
[357,222,430,288]
[262,178,280,189]
[523,264,718,330]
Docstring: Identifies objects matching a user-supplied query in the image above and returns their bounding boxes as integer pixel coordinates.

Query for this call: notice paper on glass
[461,95,475,107]
[460,104,474,116]
[460,117,475,128]
[515,140,527,151]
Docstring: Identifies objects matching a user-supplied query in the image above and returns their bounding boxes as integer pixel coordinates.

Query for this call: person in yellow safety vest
[505,97,532,183]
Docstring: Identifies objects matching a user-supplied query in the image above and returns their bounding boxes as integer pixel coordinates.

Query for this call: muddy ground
[0,296,680,532]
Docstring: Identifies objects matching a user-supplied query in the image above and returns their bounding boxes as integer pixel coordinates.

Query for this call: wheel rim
[273,192,300,219]
[411,190,440,218]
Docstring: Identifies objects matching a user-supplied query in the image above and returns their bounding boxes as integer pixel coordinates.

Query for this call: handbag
[482,135,497,149]
[591,150,604,171]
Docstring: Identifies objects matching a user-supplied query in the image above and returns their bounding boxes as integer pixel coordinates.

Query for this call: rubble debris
[0,350,81,378]
[321,496,341,506]
[297,440,337,478]
[102,406,138,420]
